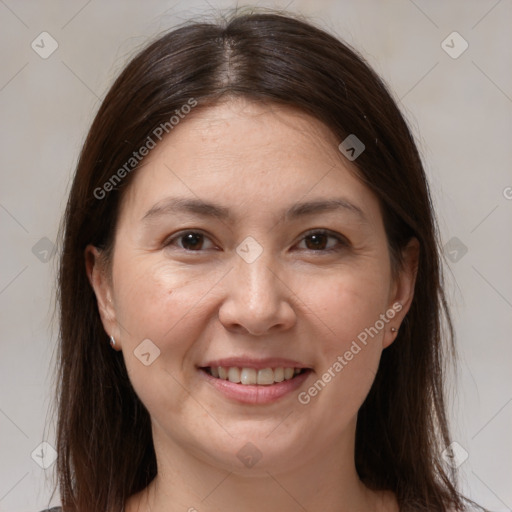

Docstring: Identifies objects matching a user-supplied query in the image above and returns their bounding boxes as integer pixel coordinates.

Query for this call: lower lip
[199,368,312,404]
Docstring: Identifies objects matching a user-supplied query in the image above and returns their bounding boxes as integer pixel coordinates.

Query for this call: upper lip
[200,357,312,370]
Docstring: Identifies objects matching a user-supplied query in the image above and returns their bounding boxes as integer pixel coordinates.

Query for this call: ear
[382,237,420,349]
[84,244,121,349]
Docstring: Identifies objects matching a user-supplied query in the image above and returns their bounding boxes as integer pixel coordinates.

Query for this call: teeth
[257,368,274,385]
[274,367,284,382]
[241,368,257,385]
[227,367,241,383]
[207,366,304,385]
[284,367,295,380]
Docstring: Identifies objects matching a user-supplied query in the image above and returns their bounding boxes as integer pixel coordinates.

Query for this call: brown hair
[51,7,484,512]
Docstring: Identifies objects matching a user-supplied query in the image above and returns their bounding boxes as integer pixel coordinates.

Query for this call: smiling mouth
[201,366,310,385]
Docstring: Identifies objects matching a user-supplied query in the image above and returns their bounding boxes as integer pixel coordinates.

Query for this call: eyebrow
[141,196,367,224]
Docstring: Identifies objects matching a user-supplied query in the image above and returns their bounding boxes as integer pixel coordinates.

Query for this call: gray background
[0,1,511,511]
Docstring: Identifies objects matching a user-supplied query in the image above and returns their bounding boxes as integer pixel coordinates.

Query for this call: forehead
[118,98,382,226]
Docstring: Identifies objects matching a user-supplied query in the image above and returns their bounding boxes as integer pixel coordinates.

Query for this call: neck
[126,418,396,512]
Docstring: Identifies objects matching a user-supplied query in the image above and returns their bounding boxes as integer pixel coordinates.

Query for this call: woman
[44,7,487,512]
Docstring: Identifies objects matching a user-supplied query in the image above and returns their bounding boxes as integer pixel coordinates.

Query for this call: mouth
[198,360,313,404]
[200,366,310,385]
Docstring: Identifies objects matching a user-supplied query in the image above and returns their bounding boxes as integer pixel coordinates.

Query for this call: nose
[217,250,297,336]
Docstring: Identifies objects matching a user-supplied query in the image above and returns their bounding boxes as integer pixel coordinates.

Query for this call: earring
[391,327,398,333]
[110,335,116,347]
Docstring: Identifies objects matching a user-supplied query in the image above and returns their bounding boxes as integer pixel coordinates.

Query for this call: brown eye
[297,230,348,253]
[165,231,215,251]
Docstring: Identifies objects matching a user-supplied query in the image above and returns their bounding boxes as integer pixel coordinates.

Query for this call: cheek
[312,261,391,350]
[297,266,390,418]
[112,255,222,343]
[110,268,218,435]
[111,256,223,407]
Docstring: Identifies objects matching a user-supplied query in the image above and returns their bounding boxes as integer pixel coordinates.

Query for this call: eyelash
[163,229,349,254]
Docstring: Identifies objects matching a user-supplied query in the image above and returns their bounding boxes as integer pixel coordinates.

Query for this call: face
[87,98,417,476]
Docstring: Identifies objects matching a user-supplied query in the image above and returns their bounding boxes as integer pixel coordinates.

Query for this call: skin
[86,97,418,512]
